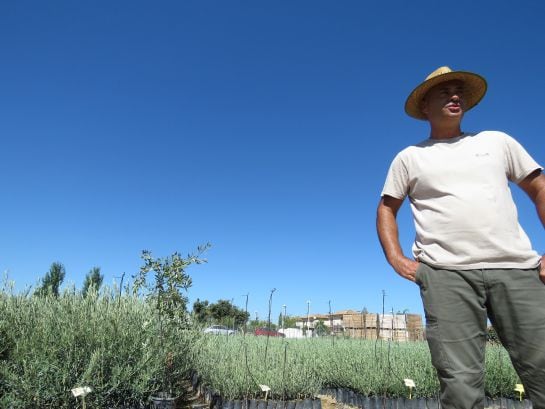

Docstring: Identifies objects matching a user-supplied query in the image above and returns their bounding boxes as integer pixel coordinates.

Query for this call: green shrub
[0,286,522,405]
[192,336,520,400]
[0,288,197,408]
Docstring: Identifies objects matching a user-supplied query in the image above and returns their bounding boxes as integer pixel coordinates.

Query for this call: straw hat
[405,66,487,120]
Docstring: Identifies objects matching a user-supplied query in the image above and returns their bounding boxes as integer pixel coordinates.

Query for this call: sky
[1,1,544,322]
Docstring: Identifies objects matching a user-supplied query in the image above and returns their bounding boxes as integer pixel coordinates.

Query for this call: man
[376,66,545,409]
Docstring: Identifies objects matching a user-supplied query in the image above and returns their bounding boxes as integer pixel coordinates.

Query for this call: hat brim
[404,71,487,120]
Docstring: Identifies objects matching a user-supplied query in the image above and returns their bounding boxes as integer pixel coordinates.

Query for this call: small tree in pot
[133,244,210,408]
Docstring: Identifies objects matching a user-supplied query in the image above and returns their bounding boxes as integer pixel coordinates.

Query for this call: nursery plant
[132,244,210,405]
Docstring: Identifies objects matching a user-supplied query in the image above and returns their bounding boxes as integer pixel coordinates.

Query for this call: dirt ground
[318,394,343,409]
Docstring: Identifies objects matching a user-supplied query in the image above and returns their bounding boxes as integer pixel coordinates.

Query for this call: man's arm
[376,195,419,282]
[518,169,545,283]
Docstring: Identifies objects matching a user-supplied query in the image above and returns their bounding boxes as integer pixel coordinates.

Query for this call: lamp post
[282,304,287,332]
[306,300,311,338]
[231,297,235,331]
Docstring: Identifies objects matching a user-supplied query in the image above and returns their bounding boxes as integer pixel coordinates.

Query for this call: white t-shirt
[382,131,542,269]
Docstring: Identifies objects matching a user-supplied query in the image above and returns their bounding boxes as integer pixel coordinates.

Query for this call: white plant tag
[404,379,416,388]
[71,386,92,397]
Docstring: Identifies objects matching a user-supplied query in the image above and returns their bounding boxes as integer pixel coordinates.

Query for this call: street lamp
[306,300,311,337]
[282,304,287,332]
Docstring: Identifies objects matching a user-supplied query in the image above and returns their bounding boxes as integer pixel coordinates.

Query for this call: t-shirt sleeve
[381,152,409,199]
[501,133,543,183]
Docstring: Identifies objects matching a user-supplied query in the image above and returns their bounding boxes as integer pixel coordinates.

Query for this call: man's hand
[391,256,420,283]
[377,196,422,283]
[539,254,545,284]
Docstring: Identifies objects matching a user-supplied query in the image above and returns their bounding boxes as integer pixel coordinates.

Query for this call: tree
[134,246,210,320]
[192,299,210,323]
[277,313,298,328]
[35,262,66,297]
[284,315,298,328]
[133,244,210,395]
[314,320,330,337]
[82,267,104,297]
[195,299,250,328]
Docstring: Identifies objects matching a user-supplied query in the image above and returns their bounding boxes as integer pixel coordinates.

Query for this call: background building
[294,310,424,341]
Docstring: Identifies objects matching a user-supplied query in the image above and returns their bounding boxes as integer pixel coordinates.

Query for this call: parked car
[254,327,285,337]
[203,325,235,335]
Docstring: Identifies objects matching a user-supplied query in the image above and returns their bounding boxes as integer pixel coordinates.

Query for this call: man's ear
[420,98,428,116]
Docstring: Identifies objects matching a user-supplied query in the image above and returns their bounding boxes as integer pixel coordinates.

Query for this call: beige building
[295,310,424,341]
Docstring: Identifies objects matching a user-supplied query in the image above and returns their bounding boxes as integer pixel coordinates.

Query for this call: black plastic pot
[191,372,199,388]
[354,393,364,408]
[347,390,355,406]
[405,398,418,409]
[150,392,177,409]
[211,393,222,409]
[222,400,234,409]
[335,389,343,403]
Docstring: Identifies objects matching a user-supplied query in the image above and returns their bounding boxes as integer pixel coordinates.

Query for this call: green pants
[415,263,545,409]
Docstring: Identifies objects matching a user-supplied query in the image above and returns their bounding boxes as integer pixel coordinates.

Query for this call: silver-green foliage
[192,335,322,400]
[0,285,522,406]
[0,287,197,408]
[192,336,520,399]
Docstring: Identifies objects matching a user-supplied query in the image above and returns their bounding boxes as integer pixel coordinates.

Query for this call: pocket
[414,263,425,285]
[425,322,451,372]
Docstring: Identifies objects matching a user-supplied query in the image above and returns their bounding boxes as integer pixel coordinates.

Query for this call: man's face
[421,80,466,123]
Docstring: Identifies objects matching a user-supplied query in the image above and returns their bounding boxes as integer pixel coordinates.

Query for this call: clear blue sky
[1,1,544,321]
